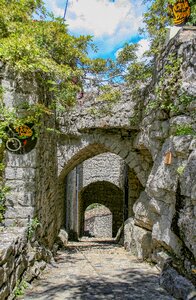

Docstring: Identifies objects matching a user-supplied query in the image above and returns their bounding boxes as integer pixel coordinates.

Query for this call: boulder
[160,261,196,300]
[57,229,68,247]
[124,218,152,260]
[133,191,159,230]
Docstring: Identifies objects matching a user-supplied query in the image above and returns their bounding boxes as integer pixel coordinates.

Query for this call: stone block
[4,206,34,220]
[133,192,159,230]
[180,151,196,200]
[15,256,27,279]
[5,167,36,180]
[172,136,192,154]
[6,191,35,207]
[57,229,68,247]
[152,221,183,257]
[124,218,152,260]
[6,150,37,168]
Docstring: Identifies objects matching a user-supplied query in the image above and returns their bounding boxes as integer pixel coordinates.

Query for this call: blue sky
[44,0,149,60]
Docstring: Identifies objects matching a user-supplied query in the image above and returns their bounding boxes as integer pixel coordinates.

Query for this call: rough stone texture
[82,153,124,189]
[79,181,123,237]
[4,151,37,226]
[22,239,175,300]
[124,218,152,260]
[1,27,196,298]
[160,262,196,300]
[57,229,68,247]
[0,227,51,300]
[133,191,159,230]
[84,207,112,238]
[65,153,125,239]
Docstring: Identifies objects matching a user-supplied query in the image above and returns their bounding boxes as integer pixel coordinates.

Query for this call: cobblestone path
[23,239,174,300]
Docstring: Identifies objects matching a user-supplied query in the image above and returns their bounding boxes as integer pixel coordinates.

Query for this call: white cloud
[114,38,150,61]
[68,0,138,36]
[45,0,145,57]
[137,38,150,59]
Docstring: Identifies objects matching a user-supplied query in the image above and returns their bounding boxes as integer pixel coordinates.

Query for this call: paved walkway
[23,239,174,300]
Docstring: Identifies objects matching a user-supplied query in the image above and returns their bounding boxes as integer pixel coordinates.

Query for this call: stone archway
[79,181,124,238]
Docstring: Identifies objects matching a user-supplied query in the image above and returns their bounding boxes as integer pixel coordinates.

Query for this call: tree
[0,0,99,108]
[141,0,196,57]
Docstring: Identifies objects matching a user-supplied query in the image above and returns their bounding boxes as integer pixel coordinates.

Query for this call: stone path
[22,239,175,300]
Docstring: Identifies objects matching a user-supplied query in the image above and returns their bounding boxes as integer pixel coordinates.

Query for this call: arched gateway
[2,29,196,282]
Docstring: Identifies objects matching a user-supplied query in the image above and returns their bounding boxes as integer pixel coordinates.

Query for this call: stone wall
[127,28,196,286]
[0,67,38,227]
[1,27,196,298]
[0,227,51,300]
[0,65,60,247]
[84,207,112,238]
[82,153,124,189]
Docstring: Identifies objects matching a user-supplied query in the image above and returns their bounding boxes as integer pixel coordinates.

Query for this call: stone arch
[57,134,154,238]
[57,132,152,186]
[81,153,124,190]
[78,181,124,238]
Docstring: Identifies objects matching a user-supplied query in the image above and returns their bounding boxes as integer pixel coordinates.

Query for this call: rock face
[0,227,51,300]
[1,27,196,298]
[160,262,196,300]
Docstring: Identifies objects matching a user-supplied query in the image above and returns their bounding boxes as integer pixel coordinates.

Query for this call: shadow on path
[23,239,174,300]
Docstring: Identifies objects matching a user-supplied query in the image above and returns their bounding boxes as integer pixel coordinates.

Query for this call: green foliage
[86,203,102,211]
[117,43,138,64]
[177,165,185,176]
[27,217,40,239]
[174,124,195,136]
[126,61,152,83]
[141,0,170,56]
[97,85,121,103]
[146,54,182,114]
[0,0,99,111]
[0,163,5,172]
[14,280,28,297]
[179,92,196,105]
[0,185,10,223]
[182,0,196,25]
[142,0,196,57]
[87,85,121,116]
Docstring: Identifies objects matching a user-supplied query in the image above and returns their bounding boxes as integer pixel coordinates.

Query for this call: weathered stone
[146,142,179,198]
[180,150,196,200]
[160,263,196,300]
[57,229,68,247]
[1,28,195,300]
[151,250,171,269]
[15,255,28,279]
[133,191,158,230]
[25,260,46,283]
[124,218,152,260]
[178,199,196,258]
[0,284,9,300]
[0,267,5,288]
[152,221,183,257]
[5,167,36,180]
[82,153,123,189]
[6,150,37,168]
